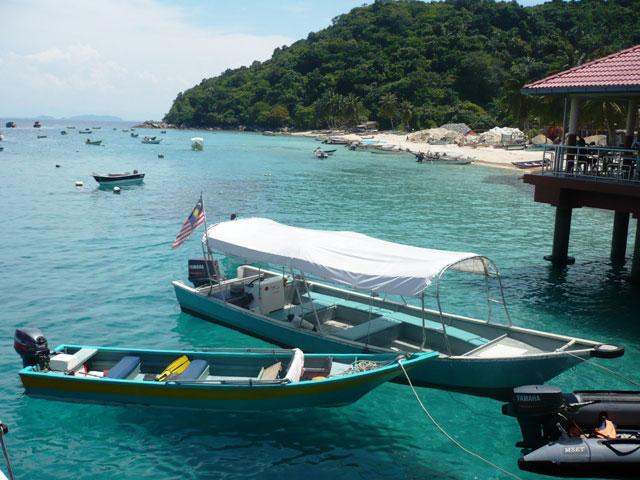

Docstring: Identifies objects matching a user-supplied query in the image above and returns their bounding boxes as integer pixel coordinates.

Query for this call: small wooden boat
[160,130,167,134]
[14,328,436,411]
[37,135,47,139]
[122,129,129,132]
[79,129,92,134]
[85,139,102,146]
[142,136,161,144]
[130,132,139,138]
[5,121,17,128]
[416,152,472,165]
[33,121,42,128]
[60,130,67,135]
[66,126,76,129]
[92,170,145,186]
[511,160,546,169]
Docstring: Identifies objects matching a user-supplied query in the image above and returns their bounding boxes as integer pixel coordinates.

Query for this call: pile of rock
[133,120,173,129]
[408,127,465,145]
[478,127,525,145]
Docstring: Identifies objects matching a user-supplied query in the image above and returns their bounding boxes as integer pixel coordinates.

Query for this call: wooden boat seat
[333,317,399,342]
[257,362,282,381]
[106,356,141,379]
[175,359,209,382]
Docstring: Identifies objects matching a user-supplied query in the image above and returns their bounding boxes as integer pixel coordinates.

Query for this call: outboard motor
[188,258,219,287]
[14,327,50,369]
[502,385,566,448]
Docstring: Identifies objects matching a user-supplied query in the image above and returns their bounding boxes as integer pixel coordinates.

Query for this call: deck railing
[538,144,640,185]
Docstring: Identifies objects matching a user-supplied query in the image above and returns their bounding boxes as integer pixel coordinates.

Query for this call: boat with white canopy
[172,218,624,399]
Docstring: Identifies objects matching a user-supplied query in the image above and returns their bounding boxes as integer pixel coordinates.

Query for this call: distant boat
[191,137,204,151]
[14,328,436,411]
[85,139,102,146]
[79,129,92,134]
[415,152,472,165]
[0,134,4,141]
[33,121,42,128]
[37,135,47,139]
[0,146,4,152]
[113,128,117,131]
[160,130,167,134]
[142,136,161,144]
[314,147,329,159]
[5,121,16,128]
[92,127,101,130]
[92,170,145,186]
[66,126,76,129]
[60,131,67,135]
[263,131,276,136]
[130,132,139,138]
[122,129,129,132]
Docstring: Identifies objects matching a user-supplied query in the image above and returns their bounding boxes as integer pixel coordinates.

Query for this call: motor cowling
[14,327,49,369]
[502,385,566,449]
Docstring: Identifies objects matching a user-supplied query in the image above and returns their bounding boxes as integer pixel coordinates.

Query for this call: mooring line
[398,361,523,480]
[566,351,640,388]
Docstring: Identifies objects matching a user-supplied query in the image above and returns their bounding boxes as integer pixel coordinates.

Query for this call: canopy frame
[202,219,513,352]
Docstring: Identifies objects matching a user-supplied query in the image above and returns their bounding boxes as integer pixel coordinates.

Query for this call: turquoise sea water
[0,122,638,479]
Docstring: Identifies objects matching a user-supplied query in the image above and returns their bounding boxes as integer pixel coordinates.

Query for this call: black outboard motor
[188,258,219,287]
[14,327,50,369]
[502,385,567,448]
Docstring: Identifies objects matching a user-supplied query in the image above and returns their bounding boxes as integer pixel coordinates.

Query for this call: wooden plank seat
[106,356,141,379]
[333,316,399,342]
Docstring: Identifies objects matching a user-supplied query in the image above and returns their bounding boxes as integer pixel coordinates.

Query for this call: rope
[0,426,15,480]
[398,361,523,480]
[566,351,640,389]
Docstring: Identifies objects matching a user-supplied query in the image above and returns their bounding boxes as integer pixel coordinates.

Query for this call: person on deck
[593,411,617,439]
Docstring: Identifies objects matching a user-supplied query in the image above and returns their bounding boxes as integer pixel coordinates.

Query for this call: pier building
[521,45,640,282]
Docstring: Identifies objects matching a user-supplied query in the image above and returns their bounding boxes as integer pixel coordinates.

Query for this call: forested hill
[164,0,640,131]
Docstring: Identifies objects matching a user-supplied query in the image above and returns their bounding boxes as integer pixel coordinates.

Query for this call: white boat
[191,137,204,151]
[173,218,624,399]
[142,136,161,144]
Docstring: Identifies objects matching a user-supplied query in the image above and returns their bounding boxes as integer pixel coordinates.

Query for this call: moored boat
[60,130,67,135]
[314,147,329,159]
[79,129,92,134]
[92,170,145,186]
[142,136,161,144]
[33,121,42,128]
[85,139,102,146]
[130,132,139,138]
[37,135,47,139]
[172,218,624,400]
[416,152,472,165]
[14,327,436,411]
[191,137,204,151]
[5,121,16,128]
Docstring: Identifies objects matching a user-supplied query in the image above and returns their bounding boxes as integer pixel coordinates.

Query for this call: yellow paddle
[156,355,190,381]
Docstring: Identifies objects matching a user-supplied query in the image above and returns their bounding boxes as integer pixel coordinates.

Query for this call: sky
[0,0,543,121]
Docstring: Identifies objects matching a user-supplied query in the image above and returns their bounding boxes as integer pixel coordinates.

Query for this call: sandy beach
[292,131,544,171]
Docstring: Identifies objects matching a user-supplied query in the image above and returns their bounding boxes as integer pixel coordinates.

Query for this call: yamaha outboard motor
[14,327,49,369]
[188,258,219,287]
[502,385,566,448]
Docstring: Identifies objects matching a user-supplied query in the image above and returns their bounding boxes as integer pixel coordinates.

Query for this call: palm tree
[399,100,413,131]
[379,93,399,130]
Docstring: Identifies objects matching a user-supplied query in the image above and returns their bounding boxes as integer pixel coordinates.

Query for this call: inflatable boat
[503,385,640,477]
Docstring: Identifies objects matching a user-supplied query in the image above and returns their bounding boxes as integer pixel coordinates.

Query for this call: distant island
[164,0,640,132]
[64,114,124,122]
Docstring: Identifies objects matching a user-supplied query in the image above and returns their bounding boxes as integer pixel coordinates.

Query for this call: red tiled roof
[522,44,640,95]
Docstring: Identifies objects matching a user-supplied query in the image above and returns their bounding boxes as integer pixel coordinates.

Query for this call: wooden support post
[625,99,638,148]
[565,96,581,172]
[611,211,630,265]
[632,218,640,284]
[544,206,575,265]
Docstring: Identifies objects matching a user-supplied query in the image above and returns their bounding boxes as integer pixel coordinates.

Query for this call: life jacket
[595,419,617,439]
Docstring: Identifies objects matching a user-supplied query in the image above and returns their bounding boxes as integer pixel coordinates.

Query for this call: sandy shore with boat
[292,131,544,171]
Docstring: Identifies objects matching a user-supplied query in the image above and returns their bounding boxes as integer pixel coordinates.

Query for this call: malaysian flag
[172,195,206,249]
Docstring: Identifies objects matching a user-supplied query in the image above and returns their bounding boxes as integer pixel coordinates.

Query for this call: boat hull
[173,282,588,399]
[19,346,433,411]
[93,174,144,186]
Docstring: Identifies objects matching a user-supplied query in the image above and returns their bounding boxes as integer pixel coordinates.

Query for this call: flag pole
[199,192,217,291]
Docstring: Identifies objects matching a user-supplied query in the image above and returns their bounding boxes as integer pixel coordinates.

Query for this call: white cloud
[0,0,292,119]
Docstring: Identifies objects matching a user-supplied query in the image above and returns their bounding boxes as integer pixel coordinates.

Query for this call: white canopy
[203,218,486,297]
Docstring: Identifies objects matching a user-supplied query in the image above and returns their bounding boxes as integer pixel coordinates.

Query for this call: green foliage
[164,0,640,130]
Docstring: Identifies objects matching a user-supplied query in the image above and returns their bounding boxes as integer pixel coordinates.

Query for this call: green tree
[379,93,399,130]
[266,105,290,128]
[399,100,414,131]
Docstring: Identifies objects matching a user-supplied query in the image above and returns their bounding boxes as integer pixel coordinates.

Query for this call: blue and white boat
[15,328,435,411]
[172,218,624,400]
